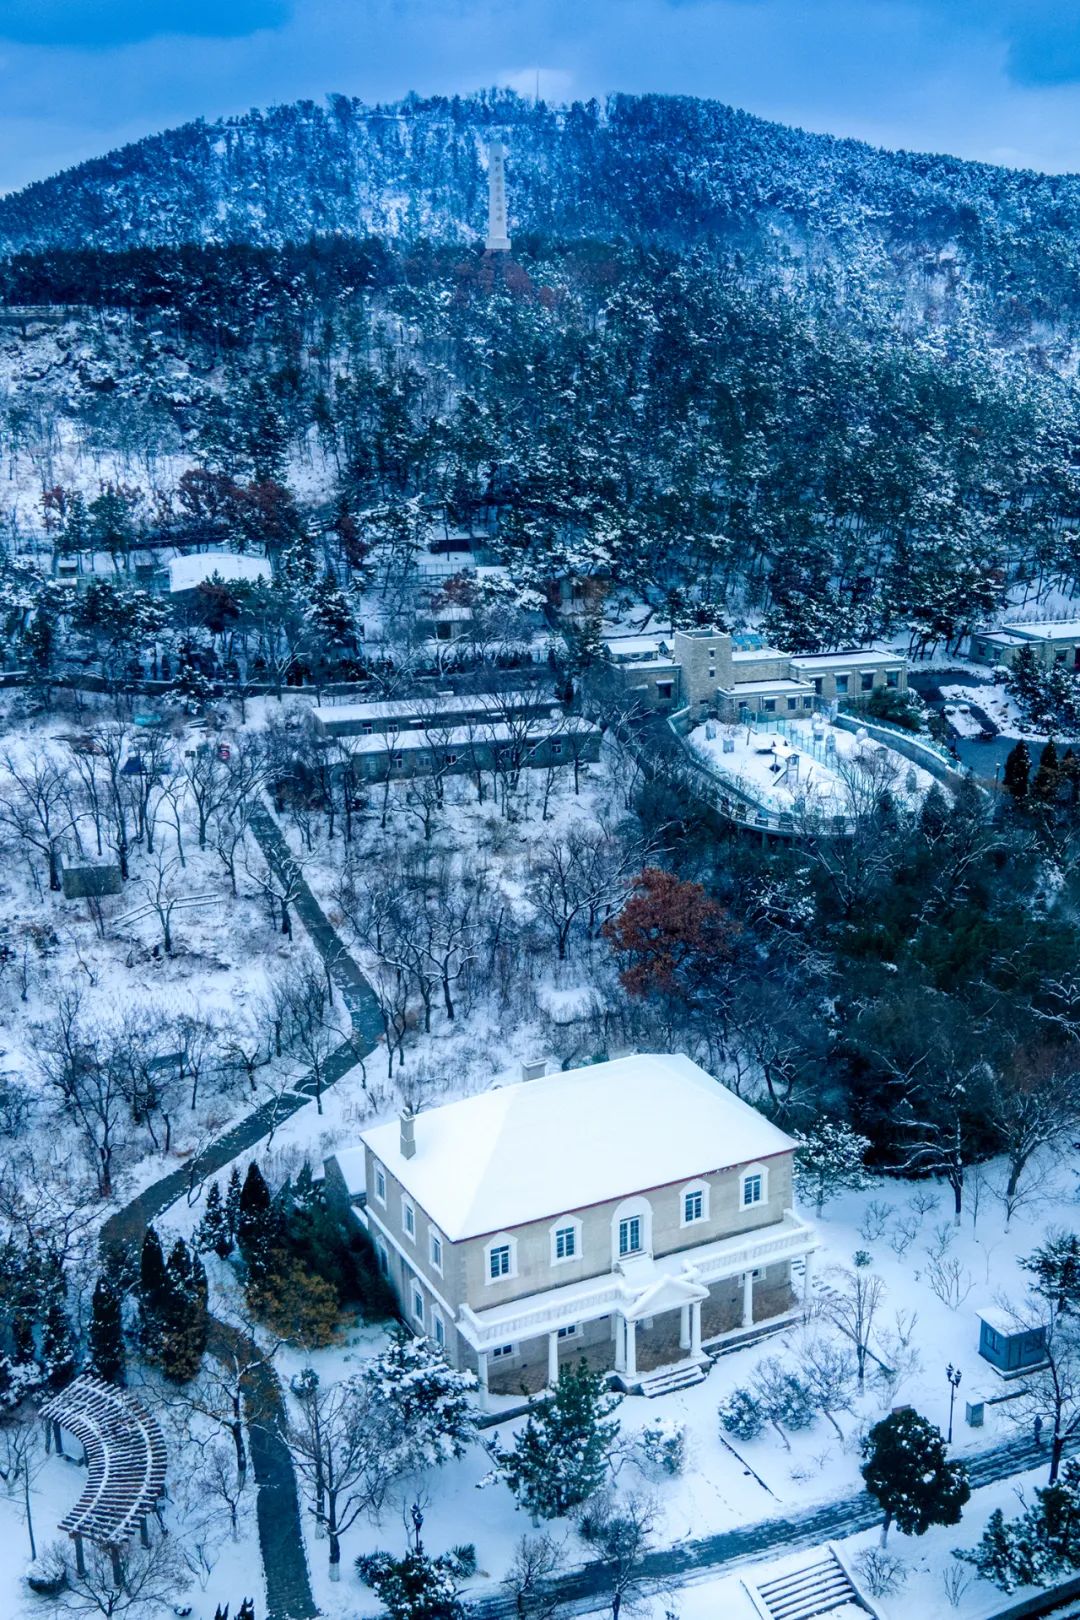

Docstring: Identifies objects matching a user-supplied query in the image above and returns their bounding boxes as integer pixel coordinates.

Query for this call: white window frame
[376,1241,390,1277]
[485,1233,517,1284]
[741,1163,769,1209]
[491,1343,516,1359]
[612,1196,652,1263]
[402,1196,416,1241]
[551,1218,582,1266]
[431,1307,446,1349]
[681,1180,709,1227]
[412,1286,425,1327]
[557,1323,580,1340]
[429,1231,444,1274]
[373,1162,387,1205]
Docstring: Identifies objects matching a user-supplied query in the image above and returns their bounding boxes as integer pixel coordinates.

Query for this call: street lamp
[946,1363,962,1444]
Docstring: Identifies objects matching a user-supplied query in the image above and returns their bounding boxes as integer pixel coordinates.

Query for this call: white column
[802,1250,814,1306]
[742,1271,754,1330]
[679,1303,691,1350]
[625,1318,637,1381]
[614,1315,626,1373]
[548,1331,560,1388]
[477,1351,489,1396]
[690,1300,703,1358]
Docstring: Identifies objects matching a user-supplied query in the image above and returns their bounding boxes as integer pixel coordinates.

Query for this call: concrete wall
[673,631,734,711]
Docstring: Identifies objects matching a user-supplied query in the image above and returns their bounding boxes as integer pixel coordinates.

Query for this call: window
[886,670,899,689]
[656,681,674,699]
[393,752,404,768]
[492,1343,515,1359]
[552,1223,578,1263]
[743,1173,763,1207]
[412,1288,425,1326]
[374,1164,386,1204]
[861,672,874,692]
[835,675,849,695]
[619,1216,643,1257]
[551,741,563,757]
[1057,650,1068,663]
[402,1198,416,1240]
[443,753,458,767]
[376,1242,390,1277]
[362,722,374,735]
[430,1233,443,1273]
[801,697,812,708]
[558,1324,579,1339]
[813,678,823,695]
[787,697,797,711]
[764,699,776,713]
[432,1309,445,1349]
[683,1188,705,1224]
[487,1238,514,1281]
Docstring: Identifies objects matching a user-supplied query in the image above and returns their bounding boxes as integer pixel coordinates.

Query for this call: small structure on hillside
[60,860,123,901]
[167,551,271,596]
[977,1308,1048,1376]
[40,1375,168,1581]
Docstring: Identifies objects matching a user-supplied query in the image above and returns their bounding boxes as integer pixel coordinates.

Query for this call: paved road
[99,802,383,1620]
[468,1432,1066,1620]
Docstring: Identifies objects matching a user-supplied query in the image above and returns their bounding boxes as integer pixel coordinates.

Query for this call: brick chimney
[400,1108,416,1160]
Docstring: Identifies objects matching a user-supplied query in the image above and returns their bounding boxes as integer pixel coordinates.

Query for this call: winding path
[99,803,383,1620]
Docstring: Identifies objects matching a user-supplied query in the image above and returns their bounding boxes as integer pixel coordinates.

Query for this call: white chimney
[400,1109,416,1160]
[521,1057,548,1082]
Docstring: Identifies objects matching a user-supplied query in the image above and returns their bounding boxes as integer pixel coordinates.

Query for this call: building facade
[604,630,907,721]
[969,620,1080,671]
[325,1055,816,1397]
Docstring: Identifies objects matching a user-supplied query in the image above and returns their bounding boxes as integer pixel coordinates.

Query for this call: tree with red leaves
[603,867,739,1002]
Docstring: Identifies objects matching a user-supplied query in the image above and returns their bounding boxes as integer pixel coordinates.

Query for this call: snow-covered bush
[362,1328,478,1466]
[25,1542,68,1596]
[794,1122,870,1214]
[638,1416,686,1476]
[718,1387,763,1442]
[854,1547,907,1597]
[753,1358,816,1443]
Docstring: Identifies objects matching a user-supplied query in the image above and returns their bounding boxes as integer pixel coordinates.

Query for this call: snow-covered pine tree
[196,1180,233,1259]
[159,1238,209,1383]
[362,1328,478,1467]
[225,1164,243,1240]
[88,1272,125,1385]
[1003,740,1032,802]
[862,1407,970,1542]
[496,1362,621,1520]
[794,1122,872,1214]
[237,1162,284,1282]
[138,1226,169,1360]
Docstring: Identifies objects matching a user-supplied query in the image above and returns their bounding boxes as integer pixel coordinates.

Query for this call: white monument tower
[485,139,511,253]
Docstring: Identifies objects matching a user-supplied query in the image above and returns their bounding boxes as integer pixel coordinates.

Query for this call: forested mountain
[2,89,1080,345]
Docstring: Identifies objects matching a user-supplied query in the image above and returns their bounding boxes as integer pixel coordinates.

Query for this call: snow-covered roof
[342,717,598,755]
[722,679,814,696]
[167,552,271,593]
[605,636,669,660]
[353,1054,795,1241]
[1004,620,1080,641]
[313,692,547,727]
[731,647,785,663]
[789,647,903,668]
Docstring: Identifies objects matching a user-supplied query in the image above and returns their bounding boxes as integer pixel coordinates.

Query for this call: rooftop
[351,1054,794,1241]
[731,646,785,663]
[312,692,548,727]
[1004,621,1080,641]
[604,636,670,659]
[721,679,814,696]
[789,647,901,668]
[342,716,597,755]
[167,551,271,593]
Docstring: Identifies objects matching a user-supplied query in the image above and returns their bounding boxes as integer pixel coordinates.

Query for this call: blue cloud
[0,0,291,49]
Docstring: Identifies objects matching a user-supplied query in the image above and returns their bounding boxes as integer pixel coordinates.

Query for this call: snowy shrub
[575,1491,615,1543]
[718,1387,764,1442]
[925,1256,974,1310]
[887,1214,919,1257]
[362,1328,478,1466]
[753,1359,816,1443]
[854,1547,907,1598]
[638,1416,686,1476]
[25,1543,68,1596]
[448,1545,477,1578]
[858,1201,894,1243]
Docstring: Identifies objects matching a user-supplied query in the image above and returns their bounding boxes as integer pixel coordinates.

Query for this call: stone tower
[485,140,511,253]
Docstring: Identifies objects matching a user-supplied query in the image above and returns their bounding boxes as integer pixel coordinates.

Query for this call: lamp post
[946,1363,962,1444]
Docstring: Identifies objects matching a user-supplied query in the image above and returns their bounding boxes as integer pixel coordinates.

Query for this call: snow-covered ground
[688,718,937,816]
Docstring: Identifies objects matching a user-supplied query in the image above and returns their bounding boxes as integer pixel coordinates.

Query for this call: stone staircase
[749,1548,876,1619]
[635,1358,711,1398]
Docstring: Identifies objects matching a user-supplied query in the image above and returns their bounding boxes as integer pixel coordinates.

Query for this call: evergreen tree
[362,1329,478,1466]
[1033,739,1063,804]
[862,1408,970,1542]
[496,1362,621,1519]
[138,1226,169,1360]
[357,1543,471,1620]
[196,1180,233,1259]
[89,1273,125,1385]
[1020,1234,1080,1314]
[794,1122,872,1215]
[237,1162,284,1282]
[159,1239,209,1384]
[1003,740,1032,802]
[41,1288,76,1392]
[225,1164,243,1240]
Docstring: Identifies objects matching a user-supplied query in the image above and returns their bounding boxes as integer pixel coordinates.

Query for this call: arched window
[550,1216,582,1267]
[485,1232,517,1284]
[740,1163,769,1210]
[681,1179,710,1227]
[611,1196,652,1263]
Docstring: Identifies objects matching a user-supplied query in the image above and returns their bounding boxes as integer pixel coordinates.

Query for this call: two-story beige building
[325,1055,816,1397]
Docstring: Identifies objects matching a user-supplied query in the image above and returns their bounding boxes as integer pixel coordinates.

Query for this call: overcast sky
[2,0,1080,193]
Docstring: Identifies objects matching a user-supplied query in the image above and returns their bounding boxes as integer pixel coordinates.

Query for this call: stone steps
[636,1359,711,1398]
